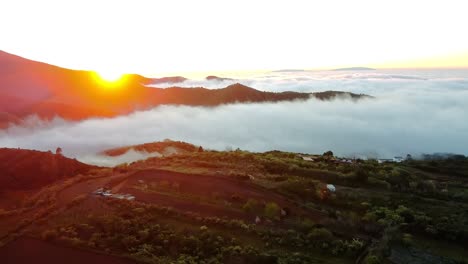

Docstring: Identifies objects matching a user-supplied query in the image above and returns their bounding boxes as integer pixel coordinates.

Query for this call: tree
[56,147,63,155]
[323,151,334,157]
[198,146,204,152]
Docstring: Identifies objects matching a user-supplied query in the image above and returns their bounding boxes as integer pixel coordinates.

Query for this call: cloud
[79,149,162,167]
[1,69,468,165]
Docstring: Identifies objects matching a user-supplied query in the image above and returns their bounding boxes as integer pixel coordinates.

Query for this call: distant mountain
[150,76,187,84]
[205,75,234,81]
[312,91,373,100]
[333,67,376,71]
[0,50,371,128]
[0,148,94,191]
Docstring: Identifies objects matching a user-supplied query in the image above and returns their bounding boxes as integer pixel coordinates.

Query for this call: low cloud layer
[79,149,162,167]
[1,69,468,165]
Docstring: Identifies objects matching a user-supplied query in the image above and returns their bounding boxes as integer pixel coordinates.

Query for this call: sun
[97,70,124,82]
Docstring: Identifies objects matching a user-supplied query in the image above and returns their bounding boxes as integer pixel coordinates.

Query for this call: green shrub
[307,227,334,242]
[363,255,381,264]
[264,202,280,220]
[242,199,259,213]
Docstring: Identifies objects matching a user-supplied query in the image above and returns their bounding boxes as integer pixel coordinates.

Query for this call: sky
[2,0,468,75]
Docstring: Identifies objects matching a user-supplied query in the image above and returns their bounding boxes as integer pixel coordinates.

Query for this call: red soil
[118,169,327,221]
[0,238,134,264]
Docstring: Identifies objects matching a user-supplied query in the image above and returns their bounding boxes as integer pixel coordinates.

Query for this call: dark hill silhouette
[205,75,234,81]
[0,50,370,128]
[150,76,187,84]
[0,148,94,191]
[313,91,372,100]
[147,83,312,106]
[103,140,199,157]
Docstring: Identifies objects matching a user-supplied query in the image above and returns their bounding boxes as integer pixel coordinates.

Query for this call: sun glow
[97,70,124,82]
[91,70,128,91]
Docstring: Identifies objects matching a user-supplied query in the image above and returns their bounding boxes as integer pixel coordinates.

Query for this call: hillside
[0,143,467,263]
[0,148,94,191]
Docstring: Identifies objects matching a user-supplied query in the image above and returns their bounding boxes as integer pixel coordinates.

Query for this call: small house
[378,159,393,164]
[326,184,336,192]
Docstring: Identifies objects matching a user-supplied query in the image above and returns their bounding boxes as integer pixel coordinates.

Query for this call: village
[300,153,411,164]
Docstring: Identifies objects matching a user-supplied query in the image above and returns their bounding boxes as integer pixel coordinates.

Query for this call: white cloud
[79,149,162,167]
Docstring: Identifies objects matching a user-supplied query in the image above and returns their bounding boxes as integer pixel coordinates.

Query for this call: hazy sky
[2,0,468,75]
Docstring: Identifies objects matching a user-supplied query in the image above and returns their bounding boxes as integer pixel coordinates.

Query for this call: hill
[103,140,200,157]
[0,50,156,127]
[0,148,94,191]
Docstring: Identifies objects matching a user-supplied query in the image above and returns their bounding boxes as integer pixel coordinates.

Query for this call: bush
[363,255,381,264]
[307,227,334,242]
[401,233,413,247]
[354,167,369,182]
[242,199,259,213]
[264,202,280,220]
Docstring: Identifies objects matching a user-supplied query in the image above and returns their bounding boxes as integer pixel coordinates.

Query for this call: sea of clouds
[1,69,467,166]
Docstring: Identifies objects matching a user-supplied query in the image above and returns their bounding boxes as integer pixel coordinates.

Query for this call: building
[393,156,404,163]
[378,159,393,164]
[326,184,336,192]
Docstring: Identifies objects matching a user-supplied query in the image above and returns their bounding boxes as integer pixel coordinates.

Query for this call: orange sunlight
[96,70,124,83]
[91,71,126,90]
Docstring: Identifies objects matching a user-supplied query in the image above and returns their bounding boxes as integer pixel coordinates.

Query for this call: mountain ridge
[0,50,371,128]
